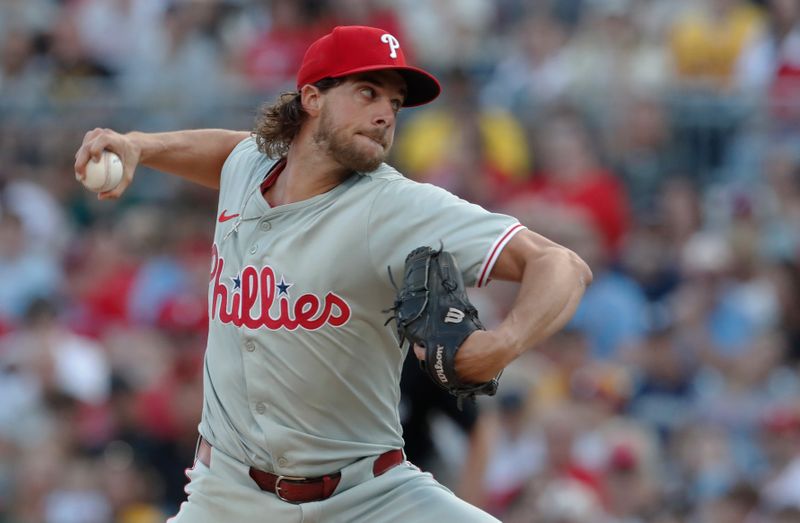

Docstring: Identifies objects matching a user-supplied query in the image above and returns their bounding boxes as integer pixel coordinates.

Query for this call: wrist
[455,330,509,383]
[477,329,515,379]
[124,131,148,163]
[492,327,522,365]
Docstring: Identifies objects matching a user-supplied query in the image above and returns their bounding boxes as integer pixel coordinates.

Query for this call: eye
[391,99,402,113]
[360,86,375,99]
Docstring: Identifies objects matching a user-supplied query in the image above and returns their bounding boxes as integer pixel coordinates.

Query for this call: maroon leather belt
[196,437,403,503]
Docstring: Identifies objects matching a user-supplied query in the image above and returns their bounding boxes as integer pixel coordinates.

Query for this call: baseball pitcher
[74,26,591,523]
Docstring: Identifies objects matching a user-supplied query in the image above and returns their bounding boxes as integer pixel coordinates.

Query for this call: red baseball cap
[296,25,441,107]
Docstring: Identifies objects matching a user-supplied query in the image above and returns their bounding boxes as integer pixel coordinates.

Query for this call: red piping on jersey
[261,159,287,195]
[477,223,525,287]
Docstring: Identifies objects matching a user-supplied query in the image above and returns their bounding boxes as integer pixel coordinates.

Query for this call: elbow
[550,246,592,288]
[572,250,593,287]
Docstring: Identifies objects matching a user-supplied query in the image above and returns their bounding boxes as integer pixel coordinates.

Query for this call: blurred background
[1,0,800,521]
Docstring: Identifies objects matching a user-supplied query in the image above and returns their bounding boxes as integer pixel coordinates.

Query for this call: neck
[265,131,351,207]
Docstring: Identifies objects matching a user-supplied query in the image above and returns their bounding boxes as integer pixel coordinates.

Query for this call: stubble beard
[313,108,388,173]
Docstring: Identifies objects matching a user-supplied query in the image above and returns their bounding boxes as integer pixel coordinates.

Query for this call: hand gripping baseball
[385,245,501,406]
[74,128,140,200]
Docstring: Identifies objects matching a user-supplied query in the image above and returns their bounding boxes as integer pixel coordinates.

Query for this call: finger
[80,128,104,149]
[98,165,133,200]
[88,134,112,162]
[413,344,425,360]
[98,181,127,200]
[103,154,137,200]
[97,132,130,161]
[75,128,105,174]
[97,173,128,199]
[74,142,94,176]
[76,136,108,174]
[85,127,104,139]
[98,186,122,200]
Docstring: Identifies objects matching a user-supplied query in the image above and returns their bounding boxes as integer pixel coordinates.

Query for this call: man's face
[312,70,407,173]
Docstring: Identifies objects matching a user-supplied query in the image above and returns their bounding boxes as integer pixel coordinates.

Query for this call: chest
[209,196,391,332]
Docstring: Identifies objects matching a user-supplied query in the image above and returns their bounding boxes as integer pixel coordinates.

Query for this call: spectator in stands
[321,0,408,53]
[480,390,544,516]
[771,259,800,364]
[518,108,631,255]
[674,230,780,375]
[241,0,323,94]
[46,10,113,101]
[0,298,110,406]
[762,407,800,510]
[480,14,572,117]
[503,404,608,523]
[668,0,764,176]
[391,0,496,69]
[394,68,531,206]
[737,0,800,127]
[626,321,698,441]
[0,211,62,324]
[564,0,671,122]
[700,482,761,523]
[125,0,228,108]
[603,440,662,522]
[606,96,678,218]
[670,0,764,91]
[74,0,166,78]
[0,28,44,102]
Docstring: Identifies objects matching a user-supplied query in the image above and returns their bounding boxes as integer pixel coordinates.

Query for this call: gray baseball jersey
[199,136,523,478]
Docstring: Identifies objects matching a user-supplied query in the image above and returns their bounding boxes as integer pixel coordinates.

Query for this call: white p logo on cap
[380,33,400,59]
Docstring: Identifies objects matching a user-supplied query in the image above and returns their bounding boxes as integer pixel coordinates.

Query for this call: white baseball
[82,150,124,192]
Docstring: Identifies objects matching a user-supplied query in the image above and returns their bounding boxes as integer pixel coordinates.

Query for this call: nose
[372,99,396,128]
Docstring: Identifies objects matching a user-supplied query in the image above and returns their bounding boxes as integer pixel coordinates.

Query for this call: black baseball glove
[385,245,501,406]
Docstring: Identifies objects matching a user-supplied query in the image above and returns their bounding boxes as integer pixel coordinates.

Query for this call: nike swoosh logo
[218,210,240,223]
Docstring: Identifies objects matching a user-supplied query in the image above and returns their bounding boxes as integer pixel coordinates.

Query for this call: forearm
[128,129,250,189]
[495,247,591,364]
[455,245,591,383]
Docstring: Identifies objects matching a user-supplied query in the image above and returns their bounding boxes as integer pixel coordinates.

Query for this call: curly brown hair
[253,78,343,159]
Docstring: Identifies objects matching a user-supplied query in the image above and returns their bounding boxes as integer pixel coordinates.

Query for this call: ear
[300,84,323,117]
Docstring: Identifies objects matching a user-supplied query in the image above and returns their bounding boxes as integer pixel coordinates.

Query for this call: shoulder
[222,136,279,172]
[220,136,278,190]
[361,163,407,184]
[227,135,260,160]
[362,163,457,201]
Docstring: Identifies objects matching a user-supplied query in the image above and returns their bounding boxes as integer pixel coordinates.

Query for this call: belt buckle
[274,475,306,503]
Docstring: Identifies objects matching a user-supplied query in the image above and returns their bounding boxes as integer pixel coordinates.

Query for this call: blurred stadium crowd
[1,0,800,521]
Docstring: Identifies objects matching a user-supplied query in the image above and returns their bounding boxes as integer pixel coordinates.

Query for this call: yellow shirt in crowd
[670,2,763,88]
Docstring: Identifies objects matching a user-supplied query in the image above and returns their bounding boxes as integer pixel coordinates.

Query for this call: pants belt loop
[322,475,338,498]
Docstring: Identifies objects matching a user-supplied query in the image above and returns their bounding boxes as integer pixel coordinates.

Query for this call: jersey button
[259,220,271,231]
[255,402,266,414]
[245,341,255,352]
[249,244,258,255]
[277,457,288,467]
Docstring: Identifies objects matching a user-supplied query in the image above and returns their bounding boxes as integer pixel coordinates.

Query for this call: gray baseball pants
[167,441,499,522]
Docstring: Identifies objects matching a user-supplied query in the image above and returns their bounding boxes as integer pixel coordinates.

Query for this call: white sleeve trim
[476,223,526,287]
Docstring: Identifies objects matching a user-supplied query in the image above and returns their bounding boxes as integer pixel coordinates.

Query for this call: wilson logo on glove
[434,345,448,383]
[444,308,465,323]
